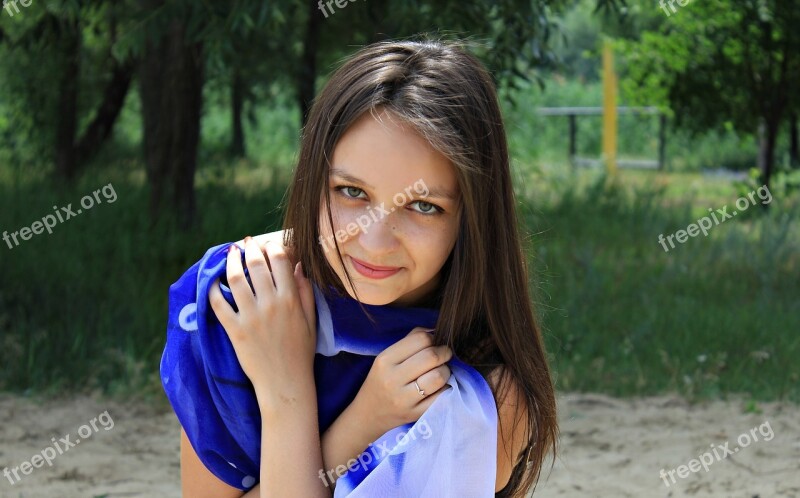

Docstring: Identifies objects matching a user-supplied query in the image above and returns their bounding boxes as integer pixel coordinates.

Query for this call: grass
[0,83,798,403]
[0,155,289,400]
[520,166,800,402]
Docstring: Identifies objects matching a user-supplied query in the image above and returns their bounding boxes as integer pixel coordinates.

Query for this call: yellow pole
[602,39,618,175]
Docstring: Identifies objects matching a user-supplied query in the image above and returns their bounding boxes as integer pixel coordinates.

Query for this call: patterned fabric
[160,241,498,496]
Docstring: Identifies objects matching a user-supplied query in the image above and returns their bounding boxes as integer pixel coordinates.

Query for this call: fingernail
[244,236,252,243]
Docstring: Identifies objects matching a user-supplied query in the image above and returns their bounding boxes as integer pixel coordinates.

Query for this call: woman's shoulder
[485,365,525,410]
[485,365,510,393]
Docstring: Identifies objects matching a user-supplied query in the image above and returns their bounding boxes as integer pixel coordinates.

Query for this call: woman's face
[318,108,461,307]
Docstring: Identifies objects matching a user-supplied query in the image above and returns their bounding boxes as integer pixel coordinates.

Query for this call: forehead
[329,109,458,196]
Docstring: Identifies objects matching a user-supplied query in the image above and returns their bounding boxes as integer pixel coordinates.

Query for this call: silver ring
[414,380,425,397]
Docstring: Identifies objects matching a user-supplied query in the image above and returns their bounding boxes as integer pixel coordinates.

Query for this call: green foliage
[547,0,667,81]
[1,133,798,401]
[0,159,288,395]
[503,75,761,171]
[1,0,623,170]
[550,0,604,81]
[201,85,299,166]
[199,2,299,110]
[1,0,796,403]
[744,399,762,414]
[618,0,800,134]
[734,167,800,203]
[0,1,135,167]
[312,0,571,94]
[524,169,800,401]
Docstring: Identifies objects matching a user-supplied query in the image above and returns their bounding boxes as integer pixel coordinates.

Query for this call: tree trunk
[230,66,246,158]
[75,59,135,165]
[140,19,204,231]
[54,17,81,182]
[298,0,321,127]
[757,117,779,202]
[790,112,798,169]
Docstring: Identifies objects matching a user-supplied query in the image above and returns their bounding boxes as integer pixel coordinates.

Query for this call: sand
[0,392,797,497]
[537,394,800,498]
[0,393,179,498]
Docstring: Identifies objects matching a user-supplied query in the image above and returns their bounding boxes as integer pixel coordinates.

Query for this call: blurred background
[0,0,799,494]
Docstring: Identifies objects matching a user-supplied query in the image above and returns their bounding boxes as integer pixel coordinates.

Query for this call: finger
[396,345,452,383]
[381,328,436,366]
[244,236,275,299]
[416,364,452,396]
[294,262,316,333]
[226,244,256,315]
[411,381,453,413]
[208,278,237,331]
[263,240,296,296]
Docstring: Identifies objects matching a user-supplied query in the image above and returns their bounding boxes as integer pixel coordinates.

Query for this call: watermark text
[659,420,774,487]
[3,183,117,250]
[658,185,772,252]
[3,410,114,485]
[317,419,433,488]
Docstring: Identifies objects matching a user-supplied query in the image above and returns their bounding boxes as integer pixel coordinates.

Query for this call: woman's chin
[342,283,400,306]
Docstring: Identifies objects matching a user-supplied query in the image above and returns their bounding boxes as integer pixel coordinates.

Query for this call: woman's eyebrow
[417,186,459,201]
[330,169,373,189]
[329,168,459,201]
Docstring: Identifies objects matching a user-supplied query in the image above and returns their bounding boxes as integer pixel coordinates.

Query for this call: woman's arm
[254,376,330,497]
[318,329,456,490]
[318,395,384,490]
[488,367,531,493]
[180,427,244,498]
[209,238,328,497]
[181,415,332,498]
[182,398,369,498]
[184,330,454,497]
[202,237,456,495]
[186,234,359,497]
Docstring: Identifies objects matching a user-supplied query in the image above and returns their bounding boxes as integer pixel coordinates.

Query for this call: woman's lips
[349,256,401,279]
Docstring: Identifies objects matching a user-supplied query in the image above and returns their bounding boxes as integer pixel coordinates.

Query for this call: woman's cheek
[320,204,374,248]
[330,204,365,240]
[419,214,459,264]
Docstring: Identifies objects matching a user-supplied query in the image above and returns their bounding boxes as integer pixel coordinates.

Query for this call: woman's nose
[357,209,400,252]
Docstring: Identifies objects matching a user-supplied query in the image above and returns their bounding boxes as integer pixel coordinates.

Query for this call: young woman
[171,38,558,497]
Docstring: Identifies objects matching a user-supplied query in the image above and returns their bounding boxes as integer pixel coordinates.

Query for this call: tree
[295,0,575,123]
[138,0,205,230]
[0,2,136,182]
[202,3,298,159]
[222,0,629,128]
[129,0,590,229]
[619,0,800,191]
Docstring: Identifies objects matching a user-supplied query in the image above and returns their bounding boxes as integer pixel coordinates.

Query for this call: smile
[349,256,401,279]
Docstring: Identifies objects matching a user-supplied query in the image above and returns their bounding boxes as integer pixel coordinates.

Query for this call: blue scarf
[160,241,498,496]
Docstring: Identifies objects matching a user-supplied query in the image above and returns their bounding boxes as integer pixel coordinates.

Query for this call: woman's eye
[409,200,443,215]
[336,186,366,200]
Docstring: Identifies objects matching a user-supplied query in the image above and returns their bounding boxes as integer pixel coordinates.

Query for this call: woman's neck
[387,274,442,309]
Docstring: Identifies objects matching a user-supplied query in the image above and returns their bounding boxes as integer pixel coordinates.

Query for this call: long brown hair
[282,38,557,497]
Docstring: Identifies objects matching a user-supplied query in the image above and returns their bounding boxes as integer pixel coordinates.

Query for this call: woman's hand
[349,328,453,440]
[208,237,317,399]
